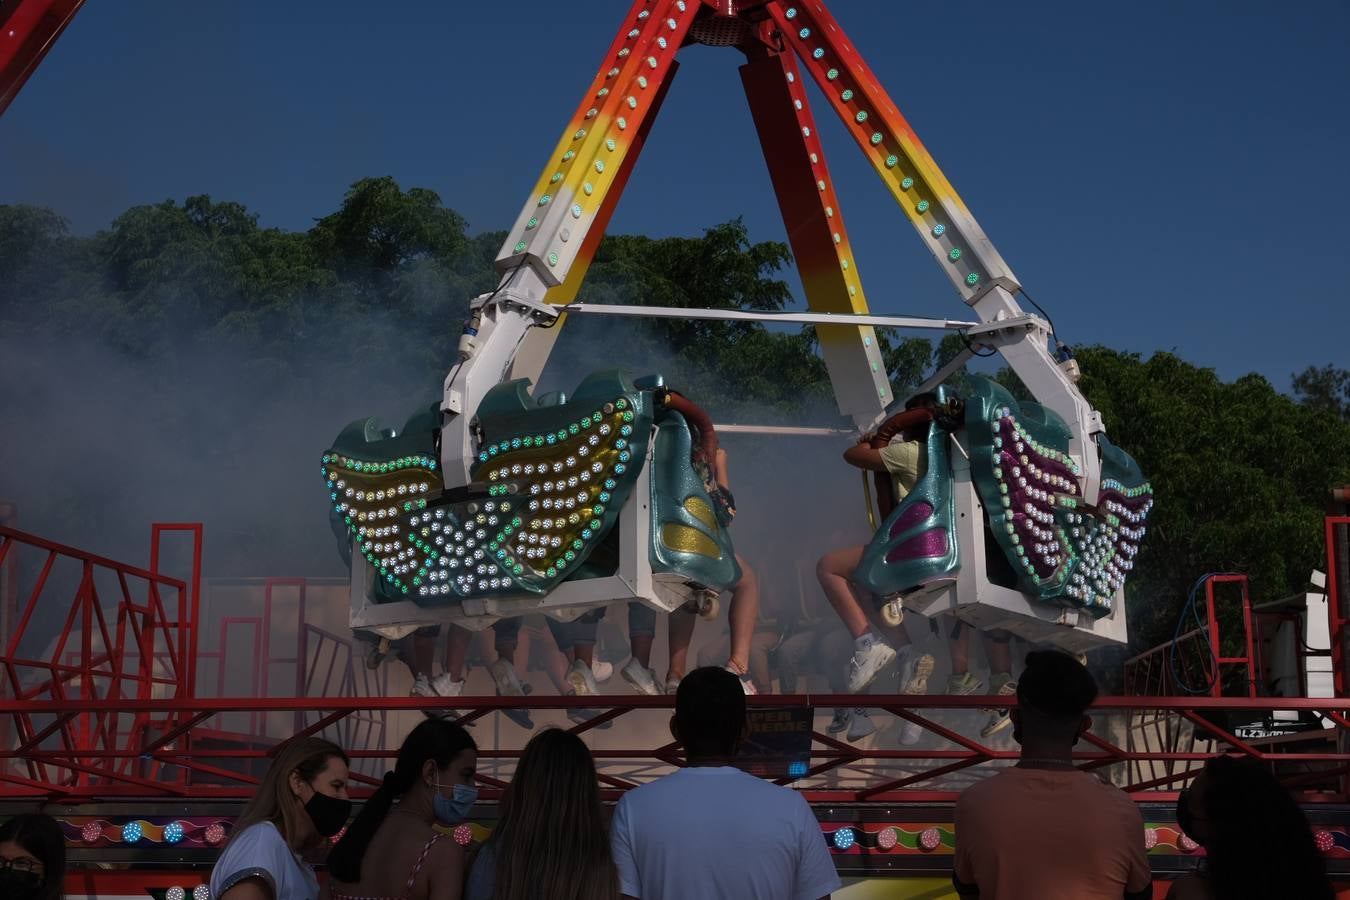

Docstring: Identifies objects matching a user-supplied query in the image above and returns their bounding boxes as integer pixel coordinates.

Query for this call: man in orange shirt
[953,651,1152,900]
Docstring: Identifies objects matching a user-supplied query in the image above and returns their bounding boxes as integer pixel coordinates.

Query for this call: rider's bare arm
[713,447,730,490]
[842,441,888,472]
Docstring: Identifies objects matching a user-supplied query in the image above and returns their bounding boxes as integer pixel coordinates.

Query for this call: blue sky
[2,0,1347,389]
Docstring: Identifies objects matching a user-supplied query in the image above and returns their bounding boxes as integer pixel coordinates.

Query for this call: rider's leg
[985,631,1013,680]
[666,605,696,683]
[553,610,603,695]
[820,547,917,693]
[626,601,658,666]
[817,547,870,639]
[410,627,438,678]
[980,630,1018,737]
[444,625,471,681]
[726,554,760,677]
[748,629,776,692]
[628,601,656,668]
[945,618,983,694]
[621,603,663,695]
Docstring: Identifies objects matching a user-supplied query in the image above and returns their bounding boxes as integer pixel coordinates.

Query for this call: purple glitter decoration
[886,527,948,563]
[889,501,934,538]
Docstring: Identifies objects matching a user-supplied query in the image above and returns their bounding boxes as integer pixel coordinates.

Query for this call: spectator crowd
[2,655,1336,900]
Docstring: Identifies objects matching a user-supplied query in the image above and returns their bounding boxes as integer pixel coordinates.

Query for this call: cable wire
[1168,573,1238,695]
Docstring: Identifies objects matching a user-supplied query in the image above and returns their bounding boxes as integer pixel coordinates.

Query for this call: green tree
[1076,348,1350,652]
[310,176,467,275]
[1292,365,1350,421]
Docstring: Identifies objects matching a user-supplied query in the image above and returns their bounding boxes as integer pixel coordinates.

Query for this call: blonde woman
[209,737,351,900]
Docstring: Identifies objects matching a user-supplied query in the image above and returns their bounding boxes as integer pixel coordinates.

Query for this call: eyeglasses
[0,857,44,877]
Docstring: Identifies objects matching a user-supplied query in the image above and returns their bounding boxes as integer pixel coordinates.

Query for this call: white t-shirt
[209,822,320,900]
[610,766,841,900]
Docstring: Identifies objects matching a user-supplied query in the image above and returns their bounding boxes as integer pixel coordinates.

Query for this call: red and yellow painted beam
[741,41,891,419]
[496,0,699,298]
[770,1,1019,303]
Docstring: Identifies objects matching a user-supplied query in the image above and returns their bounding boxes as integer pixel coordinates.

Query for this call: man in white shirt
[610,667,840,900]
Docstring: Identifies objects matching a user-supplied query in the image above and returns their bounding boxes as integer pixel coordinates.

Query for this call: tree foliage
[1076,348,1350,653]
[1292,365,1350,421]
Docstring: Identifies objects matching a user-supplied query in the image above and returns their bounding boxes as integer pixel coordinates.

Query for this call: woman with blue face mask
[327,719,477,900]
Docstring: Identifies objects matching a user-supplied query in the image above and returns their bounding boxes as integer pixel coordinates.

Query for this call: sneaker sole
[490,664,524,697]
[902,653,936,695]
[620,667,661,696]
[947,678,986,697]
[981,712,1013,738]
[847,645,897,693]
[847,722,876,742]
[567,668,596,696]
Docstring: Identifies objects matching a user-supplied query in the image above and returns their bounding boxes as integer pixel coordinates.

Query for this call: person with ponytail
[326,719,477,900]
[464,728,617,900]
[210,737,350,900]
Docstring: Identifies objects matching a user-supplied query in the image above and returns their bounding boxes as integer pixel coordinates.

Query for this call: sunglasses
[0,857,44,876]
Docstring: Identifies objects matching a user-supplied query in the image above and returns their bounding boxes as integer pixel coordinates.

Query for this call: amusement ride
[2,1,1349,897]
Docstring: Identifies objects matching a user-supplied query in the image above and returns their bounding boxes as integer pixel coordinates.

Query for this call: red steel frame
[0,0,85,116]
[1330,516,1350,695]
[3,693,1350,804]
[4,520,1350,805]
[0,522,200,794]
[1205,574,1258,698]
[1124,574,1257,698]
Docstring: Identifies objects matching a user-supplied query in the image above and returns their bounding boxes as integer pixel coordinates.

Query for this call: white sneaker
[566,659,600,696]
[412,674,469,722]
[897,647,935,696]
[664,675,682,695]
[846,639,896,693]
[429,673,464,697]
[621,658,661,696]
[593,660,615,683]
[410,674,436,698]
[846,708,876,742]
[489,658,525,696]
[827,709,852,734]
[981,674,1018,738]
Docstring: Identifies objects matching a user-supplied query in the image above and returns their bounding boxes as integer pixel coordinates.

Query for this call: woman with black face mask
[1168,755,1334,900]
[327,718,477,900]
[0,813,65,900]
[210,737,351,900]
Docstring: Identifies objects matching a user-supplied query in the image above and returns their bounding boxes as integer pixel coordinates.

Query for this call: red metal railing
[3,694,1350,804]
[0,523,198,793]
[1329,516,1350,696]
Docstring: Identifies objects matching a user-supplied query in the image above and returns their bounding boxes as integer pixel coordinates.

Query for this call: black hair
[1016,650,1097,721]
[904,392,940,410]
[675,667,746,759]
[327,718,476,884]
[1195,756,1333,900]
[0,813,66,900]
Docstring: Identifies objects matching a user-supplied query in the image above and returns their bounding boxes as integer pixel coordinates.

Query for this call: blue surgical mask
[432,778,478,825]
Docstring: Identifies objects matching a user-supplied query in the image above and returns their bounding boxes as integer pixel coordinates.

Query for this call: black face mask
[1176,788,1197,841]
[0,868,44,900]
[304,790,352,837]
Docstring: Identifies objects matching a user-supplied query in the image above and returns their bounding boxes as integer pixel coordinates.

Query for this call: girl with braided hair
[326,720,477,900]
